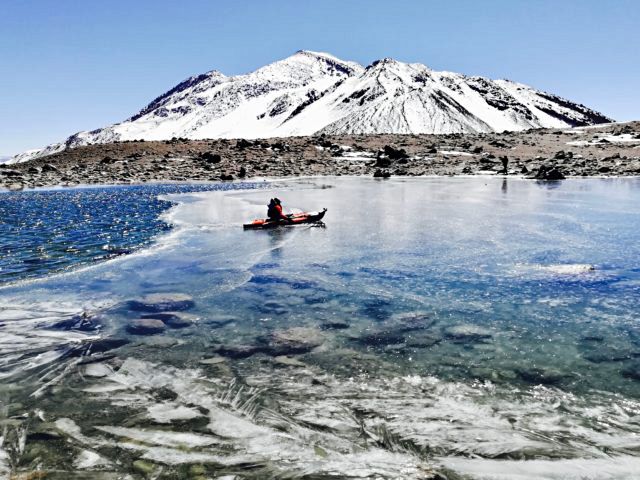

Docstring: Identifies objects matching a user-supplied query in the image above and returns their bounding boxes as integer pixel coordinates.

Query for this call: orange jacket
[274,204,288,220]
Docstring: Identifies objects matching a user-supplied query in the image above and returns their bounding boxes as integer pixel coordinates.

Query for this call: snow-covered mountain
[12,50,612,163]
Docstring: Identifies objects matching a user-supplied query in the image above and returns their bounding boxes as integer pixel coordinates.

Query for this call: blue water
[0,183,267,284]
[1,177,640,479]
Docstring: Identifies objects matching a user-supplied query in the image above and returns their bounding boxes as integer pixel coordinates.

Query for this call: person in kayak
[267,198,291,223]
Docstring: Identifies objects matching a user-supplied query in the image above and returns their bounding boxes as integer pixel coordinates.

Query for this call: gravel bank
[2,122,639,190]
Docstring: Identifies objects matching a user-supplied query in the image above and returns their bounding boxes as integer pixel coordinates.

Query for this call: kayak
[243,208,327,230]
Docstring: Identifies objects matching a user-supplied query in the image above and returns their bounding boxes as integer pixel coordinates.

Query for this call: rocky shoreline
[2,121,639,190]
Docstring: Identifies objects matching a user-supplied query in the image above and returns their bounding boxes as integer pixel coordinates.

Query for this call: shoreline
[2,173,640,194]
[1,122,639,190]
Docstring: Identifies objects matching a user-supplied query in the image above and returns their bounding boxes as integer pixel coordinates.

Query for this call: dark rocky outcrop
[375,157,391,168]
[200,152,221,163]
[373,169,391,178]
[529,165,566,180]
[235,139,252,150]
[382,145,409,160]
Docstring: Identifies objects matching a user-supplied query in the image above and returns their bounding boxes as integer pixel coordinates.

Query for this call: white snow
[335,150,376,162]
[567,133,640,146]
[439,150,473,156]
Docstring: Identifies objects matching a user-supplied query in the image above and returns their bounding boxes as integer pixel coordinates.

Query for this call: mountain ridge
[11,50,612,163]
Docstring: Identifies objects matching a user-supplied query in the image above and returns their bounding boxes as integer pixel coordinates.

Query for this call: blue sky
[1,0,638,155]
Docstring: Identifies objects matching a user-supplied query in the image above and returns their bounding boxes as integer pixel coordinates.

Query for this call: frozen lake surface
[1,176,639,479]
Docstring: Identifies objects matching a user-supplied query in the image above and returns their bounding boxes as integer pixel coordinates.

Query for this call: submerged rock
[515,367,570,386]
[262,327,325,355]
[621,362,640,381]
[582,346,639,363]
[320,321,350,330]
[386,311,435,332]
[127,319,166,335]
[273,355,307,367]
[141,311,196,328]
[128,293,195,312]
[405,332,442,348]
[258,300,289,315]
[352,328,407,347]
[215,344,264,359]
[199,356,226,365]
[353,312,436,347]
[444,324,492,343]
[141,336,179,348]
[203,314,237,328]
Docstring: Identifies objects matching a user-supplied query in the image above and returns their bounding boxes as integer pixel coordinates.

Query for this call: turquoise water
[0,177,639,479]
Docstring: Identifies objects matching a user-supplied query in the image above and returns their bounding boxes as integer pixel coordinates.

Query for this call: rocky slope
[2,122,638,190]
[11,50,612,163]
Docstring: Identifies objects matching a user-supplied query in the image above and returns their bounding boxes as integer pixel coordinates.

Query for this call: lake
[1,176,639,479]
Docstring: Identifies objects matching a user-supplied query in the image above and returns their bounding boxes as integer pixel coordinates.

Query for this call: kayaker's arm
[275,204,292,223]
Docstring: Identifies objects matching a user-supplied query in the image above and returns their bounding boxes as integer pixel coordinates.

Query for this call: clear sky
[1,0,639,155]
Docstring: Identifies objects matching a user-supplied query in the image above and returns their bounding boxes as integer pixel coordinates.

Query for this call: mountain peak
[372,57,398,65]
[293,49,342,60]
[204,69,226,78]
[12,51,613,163]
[249,50,353,75]
[263,50,363,77]
[367,57,430,71]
